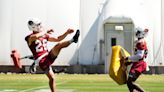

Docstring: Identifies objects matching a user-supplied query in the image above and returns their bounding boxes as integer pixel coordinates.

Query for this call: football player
[25,18,80,92]
[125,27,148,92]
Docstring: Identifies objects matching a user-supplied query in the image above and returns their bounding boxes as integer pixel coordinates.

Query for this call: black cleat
[29,62,37,74]
[72,29,80,43]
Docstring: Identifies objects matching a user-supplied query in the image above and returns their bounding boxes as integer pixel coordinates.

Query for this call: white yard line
[35,89,74,92]
[19,81,69,92]
[0,89,17,92]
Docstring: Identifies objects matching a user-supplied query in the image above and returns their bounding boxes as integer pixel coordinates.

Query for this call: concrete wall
[1,65,164,74]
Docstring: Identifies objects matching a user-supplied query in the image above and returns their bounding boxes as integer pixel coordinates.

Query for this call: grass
[0,74,164,92]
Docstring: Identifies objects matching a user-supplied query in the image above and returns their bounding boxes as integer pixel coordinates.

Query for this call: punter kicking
[25,18,80,92]
[125,27,148,92]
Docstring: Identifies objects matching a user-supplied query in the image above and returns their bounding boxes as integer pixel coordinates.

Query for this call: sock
[69,39,74,43]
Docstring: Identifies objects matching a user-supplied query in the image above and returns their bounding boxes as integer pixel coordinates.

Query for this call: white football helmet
[28,18,43,32]
[135,27,148,39]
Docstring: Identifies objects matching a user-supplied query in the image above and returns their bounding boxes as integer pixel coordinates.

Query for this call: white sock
[69,39,74,43]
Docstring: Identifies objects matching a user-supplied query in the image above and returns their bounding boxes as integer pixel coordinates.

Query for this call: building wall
[78,0,103,65]
[0,0,12,65]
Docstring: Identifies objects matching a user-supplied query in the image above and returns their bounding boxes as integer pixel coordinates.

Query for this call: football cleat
[29,61,37,74]
[72,29,80,43]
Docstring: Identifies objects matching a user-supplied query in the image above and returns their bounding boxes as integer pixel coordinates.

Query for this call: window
[115,25,123,31]
[111,38,116,46]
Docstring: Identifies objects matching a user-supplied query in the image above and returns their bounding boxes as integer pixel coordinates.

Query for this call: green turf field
[0,74,164,92]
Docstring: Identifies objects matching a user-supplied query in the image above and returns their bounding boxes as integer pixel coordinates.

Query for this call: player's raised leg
[50,29,80,56]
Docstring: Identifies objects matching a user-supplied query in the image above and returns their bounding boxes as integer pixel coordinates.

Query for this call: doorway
[104,21,134,73]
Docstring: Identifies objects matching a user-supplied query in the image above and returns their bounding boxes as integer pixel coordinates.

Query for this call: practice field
[0,74,164,92]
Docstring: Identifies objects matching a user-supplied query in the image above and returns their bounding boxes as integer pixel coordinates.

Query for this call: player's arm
[48,29,74,42]
[26,31,48,46]
[31,31,47,40]
[126,50,145,62]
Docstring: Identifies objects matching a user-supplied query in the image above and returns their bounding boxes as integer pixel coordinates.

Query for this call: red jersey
[25,33,49,60]
[135,39,148,59]
[130,38,148,73]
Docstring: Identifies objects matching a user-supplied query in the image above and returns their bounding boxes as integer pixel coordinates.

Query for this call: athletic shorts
[130,61,146,74]
[39,52,57,72]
